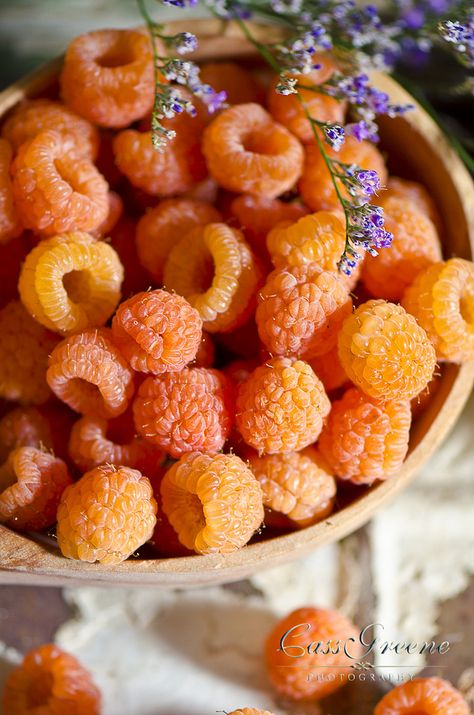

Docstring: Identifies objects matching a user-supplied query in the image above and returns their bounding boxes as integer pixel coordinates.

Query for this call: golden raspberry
[308,345,348,392]
[136,198,221,284]
[0,138,22,243]
[319,387,411,485]
[374,677,470,715]
[68,413,164,477]
[164,222,263,333]
[265,606,362,701]
[11,130,109,236]
[0,446,72,531]
[256,265,352,359]
[362,195,441,301]
[385,176,442,234]
[3,643,101,715]
[402,258,474,363]
[111,289,202,374]
[60,29,154,128]
[19,232,123,335]
[199,62,265,106]
[236,357,330,454]
[249,447,336,528]
[0,407,52,462]
[133,368,233,458]
[1,98,99,160]
[338,299,436,400]
[228,711,275,715]
[299,137,388,212]
[202,103,304,198]
[47,328,134,418]
[57,464,157,564]
[160,452,264,554]
[0,301,58,405]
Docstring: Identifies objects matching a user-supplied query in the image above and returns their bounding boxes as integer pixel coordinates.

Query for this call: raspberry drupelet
[68,412,164,476]
[0,138,22,243]
[256,264,352,359]
[319,387,412,485]
[11,130,109,236]
[163,222,263,333]
[202,103,304,198]
[362,195,442,301]
[1,98,99,160]
[385,176,442,234]
[57,464,157,564]
[402,258,474,363]
[249,448,336,528]
[47,328,134,418]
[133,368,233,458]
[136,198,221,284]
[60,28,155,128]
[0,407,52,462]
[299,137,388,212]
[2,643,101,715]
[338,300,437,401]
[374,677,470,715]
[19,232,123,335]
[265,606,363,700]
[236,357,330,454]
[0,301,58,405]
[199,62,265,106]
[111,290,203,374]
[0,446,72,531]
[160,452,264,554]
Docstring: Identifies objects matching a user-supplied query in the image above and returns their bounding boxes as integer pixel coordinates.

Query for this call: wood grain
[1,19,474,587]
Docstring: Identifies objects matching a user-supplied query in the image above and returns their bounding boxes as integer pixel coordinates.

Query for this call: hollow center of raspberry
[243,131,280,156]
[70,378,101,406]
[62,270,91,304]
[97,45,135,68]
[459,294,474,326]
[189,251,215,295]
[182,492,206,536]
[26,671,53,708]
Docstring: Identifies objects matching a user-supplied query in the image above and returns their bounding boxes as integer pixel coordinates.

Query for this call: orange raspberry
[92,190,123,238]
[0,446,72,531]
[133,368,233,458]
[299,137,388,212]
[136,198,221,284]
[182,176,219,204]
[160,452,263,554]
[402,258,474,363]
[164,222,263,333]
[199,61,264,106]
[338,299,436,400]
[19,231,123,335]
[265,606,362,701]
[60,29,154,128]
[236,357,330,454]
[319,387,411,485]
[68,412,164,476]
[362,196,441,301]
[113,111,207,197]
[194,331,215,368]
[267,63,345,143]
[11,130,109,236]
[57,463,156,564]
[3,643,101,715]
[202,103,304,198]
[0,301,58,405]
[256,265,352,358]
[227,710,275,715]
[111,289,202,374]
[0,407,52,462]
[1,98,99,160]
[249,447,336,528]
[0,138,22,243]
[229,194,307,263]
[385,176,442,234]
[47,328,134,418]
[374,677,470,715]
[308,345,348,393]
[0,232,29,309]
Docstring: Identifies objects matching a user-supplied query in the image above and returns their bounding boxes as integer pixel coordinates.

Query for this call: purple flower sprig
[439,11,474,68]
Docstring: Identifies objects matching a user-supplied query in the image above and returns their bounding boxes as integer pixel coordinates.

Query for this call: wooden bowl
[1,19,474,588]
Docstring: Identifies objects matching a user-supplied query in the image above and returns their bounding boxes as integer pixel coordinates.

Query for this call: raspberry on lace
[0,138,22,243]
[19,231,123,335]
[236,357,330,454]
[338,299,437,401]
[160,452,264,554]
[111,289,203,374]
[47,328,134,418]
[57,464,157,564]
